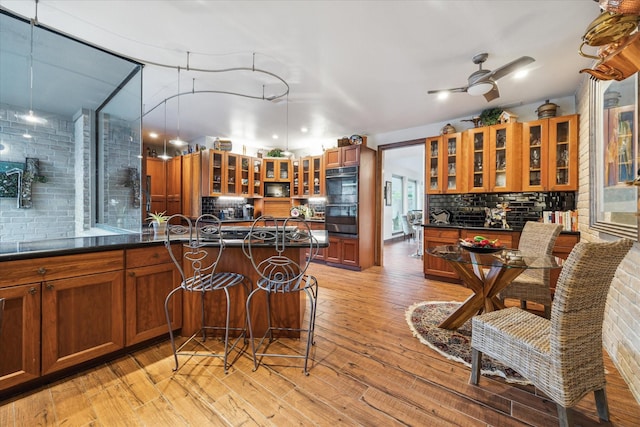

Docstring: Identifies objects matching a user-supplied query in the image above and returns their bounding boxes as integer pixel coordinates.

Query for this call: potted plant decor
[147,211,169,235]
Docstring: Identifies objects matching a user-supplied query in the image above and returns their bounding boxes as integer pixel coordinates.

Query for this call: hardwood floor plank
[86,384,141,427]
[49,376,97,426]
[134,396,187,426]
[13,387,55,426]
[154,376,228,426]
[211,390,274,426]
[107,355,161,409]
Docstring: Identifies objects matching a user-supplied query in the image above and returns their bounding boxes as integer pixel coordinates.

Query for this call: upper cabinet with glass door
[488,122,522,192]
[522,114,578,191]
[466,127,490,193]
[425,133,464,194]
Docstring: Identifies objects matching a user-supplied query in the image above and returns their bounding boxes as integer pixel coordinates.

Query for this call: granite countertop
[0,228,329,262]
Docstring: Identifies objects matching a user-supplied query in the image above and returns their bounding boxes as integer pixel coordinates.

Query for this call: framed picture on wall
[384,181,392,206]
[590,74,639,240]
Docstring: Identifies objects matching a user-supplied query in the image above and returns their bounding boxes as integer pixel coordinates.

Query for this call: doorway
[378,140,425,268]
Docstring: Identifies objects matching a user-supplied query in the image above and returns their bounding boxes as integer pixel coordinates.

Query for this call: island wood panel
[180,246,302,338]
[423,228,460,281]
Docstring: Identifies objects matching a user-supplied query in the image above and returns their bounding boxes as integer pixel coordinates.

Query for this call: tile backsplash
[427,192,576,229]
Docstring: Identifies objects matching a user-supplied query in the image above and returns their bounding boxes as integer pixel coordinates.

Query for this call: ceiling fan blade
[483,84,500,102]
[488,56,535,81]
[427,86,468,94]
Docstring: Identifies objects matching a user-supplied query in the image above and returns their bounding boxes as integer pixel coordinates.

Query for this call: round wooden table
[427,245,563,330]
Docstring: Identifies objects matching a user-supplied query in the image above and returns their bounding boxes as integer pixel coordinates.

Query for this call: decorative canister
[219,139,232,151]
[440,123,456,135]
[535,100,559,119]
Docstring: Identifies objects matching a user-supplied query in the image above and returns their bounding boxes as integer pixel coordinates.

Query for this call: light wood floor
[1,239,639,426]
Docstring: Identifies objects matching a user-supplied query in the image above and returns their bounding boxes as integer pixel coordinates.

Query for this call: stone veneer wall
[0,104,77,242]
[575,78,640,402]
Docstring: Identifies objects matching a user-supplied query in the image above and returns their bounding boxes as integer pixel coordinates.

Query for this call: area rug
[405,301,530,384]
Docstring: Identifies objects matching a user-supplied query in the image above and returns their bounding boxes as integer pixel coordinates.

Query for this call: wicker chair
[470,239,633,427]
[499,221,563,318]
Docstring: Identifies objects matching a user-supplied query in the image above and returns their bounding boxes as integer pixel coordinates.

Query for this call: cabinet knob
[37,267,47,275]
[28,287,37,295]
[46,283,54,290]
[129,272,136,277]
[152,253,159,258]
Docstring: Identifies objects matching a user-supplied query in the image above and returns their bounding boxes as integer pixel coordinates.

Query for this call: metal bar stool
[163,214,249,373]
[242,216,319,375]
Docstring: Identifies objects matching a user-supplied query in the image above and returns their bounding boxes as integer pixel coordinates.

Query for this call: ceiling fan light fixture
[467,81,494,96]
[169,137,187,146]
[16,110,47,124]
[437,91,449,100]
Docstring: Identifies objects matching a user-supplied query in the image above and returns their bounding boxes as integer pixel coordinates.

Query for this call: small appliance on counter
[243,204,254,220]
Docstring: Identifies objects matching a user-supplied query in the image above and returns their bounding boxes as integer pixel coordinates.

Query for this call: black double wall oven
[325,166,358,235]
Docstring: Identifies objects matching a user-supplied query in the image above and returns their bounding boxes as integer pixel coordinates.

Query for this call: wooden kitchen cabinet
[324,145,360,169]
[166,156,182,215]
[182,151,202,218]
[252,158,262,197]
[0,283,41,392]
[426,133,464,194]
[125,245,182,346]
[145,157,167,217]
[522,114,578,191]
[548,114,579,191]
[263,158,291,182]
[489,122,522,192]
[294,155,324,197]
[467,127,490,193]
[0,250,125,390]
[423,228,460,281]
[326,235,359,268]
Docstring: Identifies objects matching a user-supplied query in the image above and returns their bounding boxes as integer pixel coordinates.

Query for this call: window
[407,179,417,211]
[391,175,404,233]
[590,75,639,240]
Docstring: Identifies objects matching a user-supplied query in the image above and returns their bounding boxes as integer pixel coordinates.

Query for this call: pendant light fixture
[158,100,171,160]
[169,66,186,147]
[16,3,47,127]
[282,92,291,156]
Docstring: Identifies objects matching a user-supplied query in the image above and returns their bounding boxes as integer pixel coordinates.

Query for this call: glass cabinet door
[489,122,522,192]
[210,150,223,195]
[467,128,490,193]
[240,156,251,196]
[226,153,238,195]
[548,114,578,191]
[292,159,301,196]
[522,119,548,191]
[444,133,463,193]
[302,157,311,195]
[312,156,323,195]
[252,159,262,196]
[425,136,442,194]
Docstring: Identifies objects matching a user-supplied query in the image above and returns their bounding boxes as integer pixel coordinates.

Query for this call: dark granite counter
[0,229,329,262]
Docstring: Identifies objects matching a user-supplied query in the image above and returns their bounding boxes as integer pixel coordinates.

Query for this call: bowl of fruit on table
[459,236,505,253]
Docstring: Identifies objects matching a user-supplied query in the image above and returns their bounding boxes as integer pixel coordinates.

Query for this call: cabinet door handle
[46,283,54,290]
[37,267,47,275]
[28,287,38,295]
[129,272,136,277]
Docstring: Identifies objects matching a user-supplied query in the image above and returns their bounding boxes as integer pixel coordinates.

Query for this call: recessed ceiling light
[301,127,308,133]
[272,134,279,139]
[149,132,159,138]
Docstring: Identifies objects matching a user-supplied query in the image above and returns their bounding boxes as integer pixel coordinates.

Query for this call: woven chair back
[518,222,563,255]
[550,239,633,364]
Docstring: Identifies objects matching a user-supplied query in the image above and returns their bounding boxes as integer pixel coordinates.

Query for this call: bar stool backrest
[165,214,225,291]
[243,216,318,293]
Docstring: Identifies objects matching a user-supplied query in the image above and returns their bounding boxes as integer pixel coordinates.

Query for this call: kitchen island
[0,228,328,396]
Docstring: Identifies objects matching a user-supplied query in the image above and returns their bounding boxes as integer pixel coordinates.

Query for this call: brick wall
[575,78,640,401]
[0,104,77,242]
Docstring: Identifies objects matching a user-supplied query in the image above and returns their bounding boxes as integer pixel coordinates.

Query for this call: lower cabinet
[125,245,182,346]
[326,236,359,269]
[423,228,461,281]
[0,250,125,392]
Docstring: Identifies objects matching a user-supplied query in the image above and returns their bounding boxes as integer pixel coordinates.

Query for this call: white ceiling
[0,0,602,153]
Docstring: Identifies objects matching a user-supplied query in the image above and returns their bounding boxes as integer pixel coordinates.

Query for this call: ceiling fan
[428,53,535,102]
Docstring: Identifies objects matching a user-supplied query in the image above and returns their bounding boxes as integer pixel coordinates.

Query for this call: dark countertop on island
[0,228,329,262]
